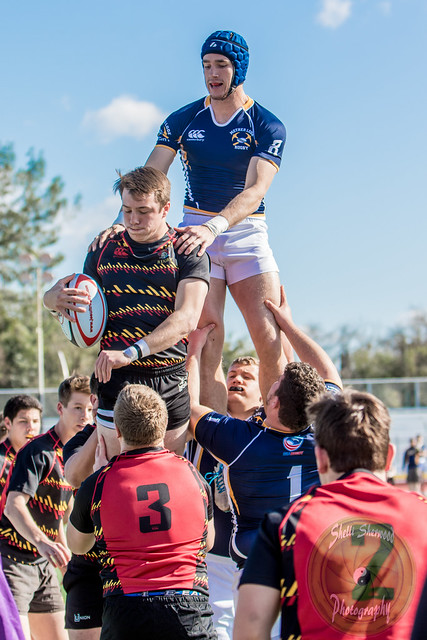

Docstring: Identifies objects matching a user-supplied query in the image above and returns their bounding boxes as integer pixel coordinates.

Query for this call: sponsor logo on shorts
[187,130,205,141]
[177,376,188,392]
[74,613,91,623]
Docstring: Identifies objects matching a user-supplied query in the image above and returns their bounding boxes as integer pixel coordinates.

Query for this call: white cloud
[82,95,165,143]
[54,196,121,276]
[378,1,391,15]
[60,95,72,111]
[316,0,352,28]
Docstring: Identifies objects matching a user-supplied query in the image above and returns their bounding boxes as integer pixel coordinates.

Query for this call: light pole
[19,252,54,406]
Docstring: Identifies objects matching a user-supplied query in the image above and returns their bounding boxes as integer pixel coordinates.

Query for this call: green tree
[0,143,87,388]
[0,144,66,283]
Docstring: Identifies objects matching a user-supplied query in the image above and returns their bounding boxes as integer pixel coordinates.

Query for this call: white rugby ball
[59,273,107,348]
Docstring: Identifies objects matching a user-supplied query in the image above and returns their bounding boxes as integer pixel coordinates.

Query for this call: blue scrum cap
[201,30,249,88]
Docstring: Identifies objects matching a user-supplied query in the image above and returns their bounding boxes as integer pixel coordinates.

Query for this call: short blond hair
[114,384,168,447]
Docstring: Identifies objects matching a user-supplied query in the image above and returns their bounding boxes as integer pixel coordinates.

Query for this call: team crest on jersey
[283,436,304,453]
[231,129,252,150]
[158,123,171,140]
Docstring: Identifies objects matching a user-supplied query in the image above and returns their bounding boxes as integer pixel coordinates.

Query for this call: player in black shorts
[43,167,210,457]
[0,375,92,640]
[67,384,216,640]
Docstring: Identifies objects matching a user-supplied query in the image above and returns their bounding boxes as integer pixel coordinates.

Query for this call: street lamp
[19,252,54,406]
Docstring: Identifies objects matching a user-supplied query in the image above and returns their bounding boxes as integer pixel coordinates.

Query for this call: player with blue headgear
[200,30,249,95]
[92,32,288,543]
[92,27,287,412]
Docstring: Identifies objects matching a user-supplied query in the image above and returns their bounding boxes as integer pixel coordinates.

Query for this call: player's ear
[3,417,12,431]
[161,201,171,218]
[57,401,64,417]
[385,443,396,472]
[314,445,329,475]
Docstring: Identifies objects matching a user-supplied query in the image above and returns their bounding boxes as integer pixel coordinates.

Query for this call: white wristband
[202,215,229,238]
[123,339,150,362]
[42,299,59,317]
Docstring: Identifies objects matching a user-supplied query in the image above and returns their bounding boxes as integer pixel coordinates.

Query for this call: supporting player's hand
[43,274,90,322]
[187,324,216,358]
[264,285,293,326]
[174,225,215,256]
[38,540,71,568]
[94,350,132,383]
[94,434,109,471]
[87,224,125,252]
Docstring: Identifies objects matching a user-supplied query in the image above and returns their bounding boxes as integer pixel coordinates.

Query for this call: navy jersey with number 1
[194,381,341,567]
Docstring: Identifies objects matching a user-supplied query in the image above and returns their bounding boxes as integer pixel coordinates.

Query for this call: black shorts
[1,554,64,615]
[63,558,103,629]
[101,593,216,640]
[97,363,190,432]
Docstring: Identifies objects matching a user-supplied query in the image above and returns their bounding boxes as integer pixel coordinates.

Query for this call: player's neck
[209,86,249,123]
[227,403,260,421]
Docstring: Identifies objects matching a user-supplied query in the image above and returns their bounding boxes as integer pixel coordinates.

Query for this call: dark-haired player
[235,389,427,640]
[187,288,342,638]
[0,395,42,501]
[93,30,287,413]
[67,384,216,640]
[0,375,92,640]
[44,166,209,458]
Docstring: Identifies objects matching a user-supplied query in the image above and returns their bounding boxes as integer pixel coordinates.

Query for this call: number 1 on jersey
[287,465,302,501]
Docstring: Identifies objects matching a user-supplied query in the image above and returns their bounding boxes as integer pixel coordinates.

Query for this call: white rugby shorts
[180,211,278,285]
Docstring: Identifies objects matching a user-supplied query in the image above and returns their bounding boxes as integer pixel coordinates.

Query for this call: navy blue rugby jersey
[186,439,233,558]
[194,381,341,567]
[156,96,286,218]
[84,227,210,371]
[0,427,73,563]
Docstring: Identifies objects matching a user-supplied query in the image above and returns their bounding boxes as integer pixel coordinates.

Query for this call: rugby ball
[59,274,107,348]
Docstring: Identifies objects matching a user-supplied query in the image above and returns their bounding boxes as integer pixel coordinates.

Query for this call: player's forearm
[281,319,341,384]
[219,184,266,228]
[5,493,51,549]
[64,430,98,489]
[147,309,199,355]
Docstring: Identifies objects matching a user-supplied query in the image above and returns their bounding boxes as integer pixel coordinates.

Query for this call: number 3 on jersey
[136,483,172,533]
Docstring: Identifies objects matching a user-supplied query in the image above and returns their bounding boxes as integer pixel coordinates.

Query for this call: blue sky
[2,0,426,343]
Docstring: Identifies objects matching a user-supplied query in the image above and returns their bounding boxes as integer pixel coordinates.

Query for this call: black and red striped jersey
[70,446,213,596]
[0,427,73,562]
[0,439,15,499]
[83,227,210,371]
[241,470,427,639]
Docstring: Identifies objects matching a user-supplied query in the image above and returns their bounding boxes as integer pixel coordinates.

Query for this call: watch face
[307,517,415,636]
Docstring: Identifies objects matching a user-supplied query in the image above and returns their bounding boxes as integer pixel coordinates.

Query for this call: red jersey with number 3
[70,446,212,596]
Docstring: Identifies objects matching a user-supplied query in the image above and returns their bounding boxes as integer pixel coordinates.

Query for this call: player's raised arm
[145,146,176,174]
[265,286,342,387]
[186,325,216,436]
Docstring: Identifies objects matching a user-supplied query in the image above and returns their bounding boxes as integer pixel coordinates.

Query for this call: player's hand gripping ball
[59,274,107,348]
